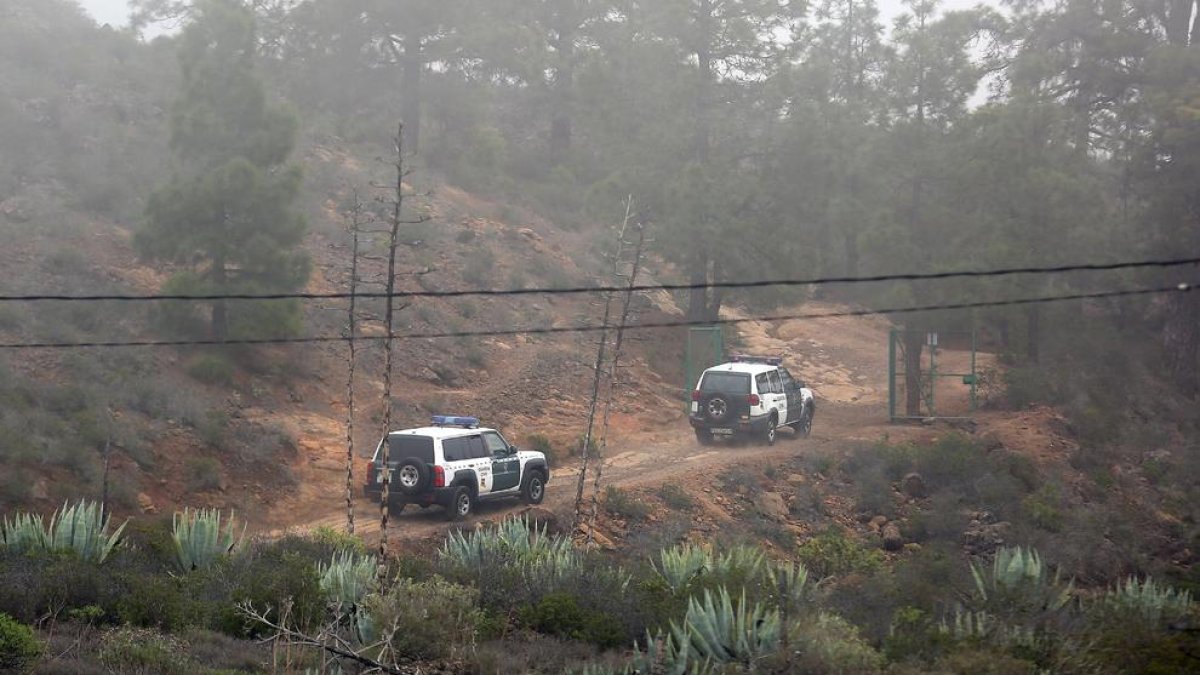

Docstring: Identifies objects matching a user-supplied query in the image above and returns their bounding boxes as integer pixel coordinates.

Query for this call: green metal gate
[684,326,724,409]
[888,329,978,421]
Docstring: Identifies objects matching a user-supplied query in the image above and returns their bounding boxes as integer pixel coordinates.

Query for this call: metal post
[888,330,897,422]
[970,327,978,412]
[928,334,936,417]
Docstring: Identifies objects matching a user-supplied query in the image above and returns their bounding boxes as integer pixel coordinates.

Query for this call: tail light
[433,465,446,488]
[365,461,376,484]
[748,394,760,406]
[691,390,702,401]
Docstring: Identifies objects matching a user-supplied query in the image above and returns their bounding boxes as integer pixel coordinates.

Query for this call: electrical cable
[0,256,1195,303]
[0,282,1191,351]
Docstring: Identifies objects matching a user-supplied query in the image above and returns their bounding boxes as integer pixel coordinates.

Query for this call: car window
[755,373,770,394]
[385,434,434,464]
[779,369,793,389]
[768,370,783,394]
[701,372,750,394]
[442,437,470,462]
[482,432,509,454]
[467,435,488,459]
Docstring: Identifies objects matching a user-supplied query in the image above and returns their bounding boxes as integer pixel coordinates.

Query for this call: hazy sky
[78,0,131,27]
[76,0,991,30]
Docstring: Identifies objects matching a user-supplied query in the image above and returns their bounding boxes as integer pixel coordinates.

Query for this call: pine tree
[136,0,309,341]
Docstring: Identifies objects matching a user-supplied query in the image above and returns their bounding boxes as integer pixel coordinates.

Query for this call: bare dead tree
[587,217,647,543]
[343,191,369,535]
[378,124,406,565]
[237,601,406,675]
[572,202,634,533]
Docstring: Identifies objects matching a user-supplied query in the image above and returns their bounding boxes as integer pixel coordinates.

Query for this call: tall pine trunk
[212,250,228,341]
[549,21,574,164]
[1163,292,1200,396]
[1025,304,1041,364]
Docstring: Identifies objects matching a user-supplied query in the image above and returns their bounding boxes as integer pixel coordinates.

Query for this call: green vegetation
[0,612,41,672]
[0,509,1195,673]
[0,500,126,564]
[172,508,242,572]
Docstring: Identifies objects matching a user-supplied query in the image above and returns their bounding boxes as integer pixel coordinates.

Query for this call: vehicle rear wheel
[794,408,813,438]
[445,486,473,521]
[521,471,546,505]
[764,417,777,446]
[387,500,406,516]
[695,429,714,446]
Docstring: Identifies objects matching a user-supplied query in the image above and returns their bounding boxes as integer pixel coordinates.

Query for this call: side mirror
[795,381,807,390]
[508,445,520,456]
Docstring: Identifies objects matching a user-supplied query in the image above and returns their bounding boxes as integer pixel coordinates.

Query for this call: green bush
[463,248,496,286]
[114,574,195,631]
[519,592,626,649]
[185,458,224,492]
[1021,485,1064,532]
[221,543,326,638]
[97,627,194,675]
[796,527,883,579]
[362,576,481,660]
[656,483,696,512]
[186,353,236,386]
[1003,366,1056,410]
[604,486,650,522]
[525,433,553,456]
[310,526,367,555]
[0,612,41,672]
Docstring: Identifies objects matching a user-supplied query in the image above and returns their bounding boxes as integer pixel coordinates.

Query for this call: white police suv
[688,356,815,446]
[364,415,551,520]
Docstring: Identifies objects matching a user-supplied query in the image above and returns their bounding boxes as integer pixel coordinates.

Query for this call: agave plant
[1103,576,1194,623]
[767,561,812,611]
[671,587,782,666]
[440,516,575,569]
[970,546,1073,614]
[319,550,377,611]
[711,545,767,582]
[172,508,242,572]
[653,543,714,593]
[47,501,128,564]
[3,501,126,563]
[1,511,48,553]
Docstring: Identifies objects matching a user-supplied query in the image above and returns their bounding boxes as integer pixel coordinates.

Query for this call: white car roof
[390,426,497,440]
[704,362,778,376]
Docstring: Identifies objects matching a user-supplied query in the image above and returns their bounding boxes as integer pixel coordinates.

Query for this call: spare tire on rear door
[703,393,734,424]
[395,457,431,495]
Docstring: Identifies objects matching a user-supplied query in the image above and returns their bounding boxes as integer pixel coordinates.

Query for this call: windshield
[699,371,750,394]
[375,434,435,464]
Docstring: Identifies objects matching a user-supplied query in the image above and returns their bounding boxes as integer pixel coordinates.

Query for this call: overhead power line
[0,256,1196,304]
[0,282,1192,351]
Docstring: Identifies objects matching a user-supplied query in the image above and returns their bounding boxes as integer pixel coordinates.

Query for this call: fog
[1,0,1198,672]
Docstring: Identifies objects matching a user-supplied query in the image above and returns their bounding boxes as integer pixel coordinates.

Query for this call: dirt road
[262,301,978,547]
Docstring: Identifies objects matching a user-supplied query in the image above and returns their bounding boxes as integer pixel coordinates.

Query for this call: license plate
[712,428,734,436]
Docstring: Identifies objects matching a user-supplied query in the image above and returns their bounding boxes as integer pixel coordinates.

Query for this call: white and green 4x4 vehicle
[364,416,550,520]
[689,356,815,446]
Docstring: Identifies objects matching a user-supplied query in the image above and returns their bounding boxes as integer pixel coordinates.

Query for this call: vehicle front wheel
[695,429,714,446]
[445,486,473,521]
[521,471,546,505]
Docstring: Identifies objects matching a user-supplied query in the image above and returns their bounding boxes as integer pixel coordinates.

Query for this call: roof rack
[431,415,480,429]
[731,354,783,366]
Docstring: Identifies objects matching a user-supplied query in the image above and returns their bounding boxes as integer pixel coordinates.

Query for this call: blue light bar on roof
[731,354,783,366]
[432,415,479,428]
